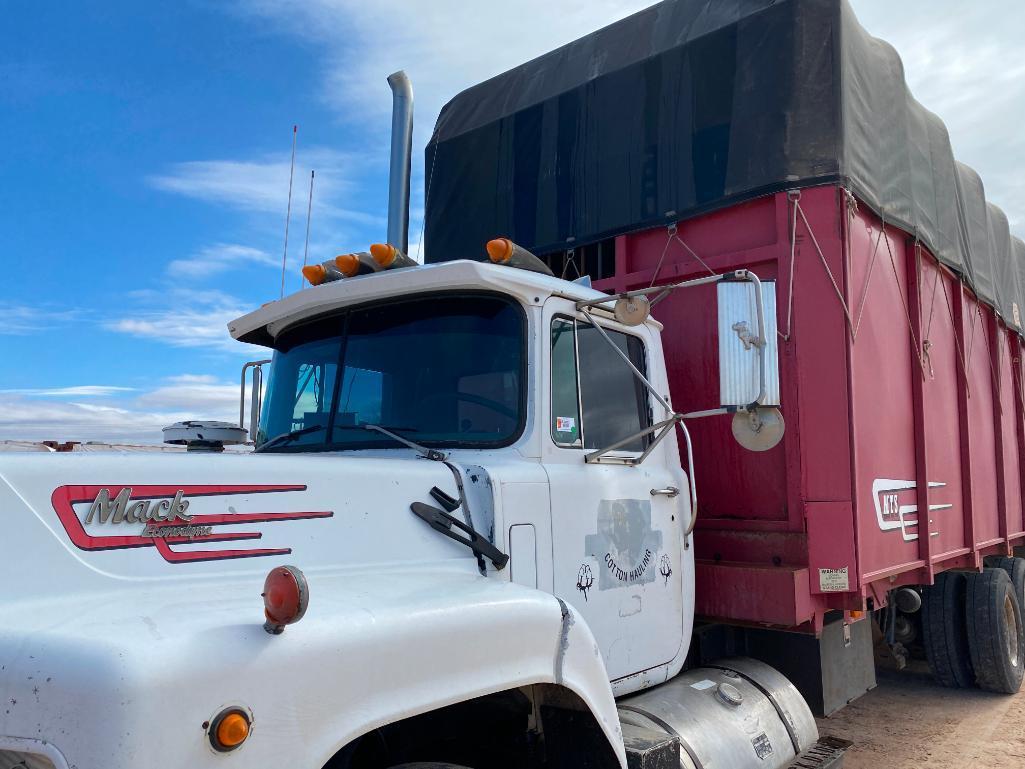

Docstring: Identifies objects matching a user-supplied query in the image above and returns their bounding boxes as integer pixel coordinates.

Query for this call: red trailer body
[593,184,1025,632]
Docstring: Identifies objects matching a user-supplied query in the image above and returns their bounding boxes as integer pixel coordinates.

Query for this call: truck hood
[0,450,485,599]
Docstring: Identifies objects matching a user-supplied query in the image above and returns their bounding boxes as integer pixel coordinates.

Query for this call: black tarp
[424,0,1024,331]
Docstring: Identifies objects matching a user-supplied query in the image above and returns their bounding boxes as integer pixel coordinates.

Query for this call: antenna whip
[279,124,298,298]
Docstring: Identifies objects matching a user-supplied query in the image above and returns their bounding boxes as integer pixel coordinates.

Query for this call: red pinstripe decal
[51,484,333,563]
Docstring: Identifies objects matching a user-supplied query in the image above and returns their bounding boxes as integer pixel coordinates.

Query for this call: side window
[550,317,650,451]
[551,319,582,446]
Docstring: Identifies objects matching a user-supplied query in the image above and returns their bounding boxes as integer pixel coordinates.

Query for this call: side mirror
[717,280,780,408]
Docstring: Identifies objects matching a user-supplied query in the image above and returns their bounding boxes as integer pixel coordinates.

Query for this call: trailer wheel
[389,764,475,769]
[985,556,1025,610]
[922,571,974,687]
[966,568,1025,694]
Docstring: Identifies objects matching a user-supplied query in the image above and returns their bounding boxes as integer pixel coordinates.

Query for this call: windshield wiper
[411,486,509,571]
[361,424,448,461]
[256,424,324,452]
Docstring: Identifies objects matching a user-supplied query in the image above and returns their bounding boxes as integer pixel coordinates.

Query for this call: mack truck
[6,1,1025,768]
[0,144,838,769]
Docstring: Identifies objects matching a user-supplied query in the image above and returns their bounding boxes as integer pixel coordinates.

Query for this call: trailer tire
[922,571,974,688]
[985,556,1025,610]
[389,765,475,769]
[966,568,1025,694]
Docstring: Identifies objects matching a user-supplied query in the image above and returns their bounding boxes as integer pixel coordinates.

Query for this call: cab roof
[229,259,610,347]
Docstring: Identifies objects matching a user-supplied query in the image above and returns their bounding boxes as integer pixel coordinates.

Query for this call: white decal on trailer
[872,478,952,542]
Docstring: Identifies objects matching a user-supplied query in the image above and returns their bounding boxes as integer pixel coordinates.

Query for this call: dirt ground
[816,660,1025,769]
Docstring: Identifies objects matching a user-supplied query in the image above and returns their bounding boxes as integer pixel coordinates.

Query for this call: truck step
[785,736,852,769]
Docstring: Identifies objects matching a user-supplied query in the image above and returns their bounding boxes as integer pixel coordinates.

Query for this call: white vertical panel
[717,281,780,407]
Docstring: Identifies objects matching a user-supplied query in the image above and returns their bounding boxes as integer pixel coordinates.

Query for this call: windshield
[257,294,525,451]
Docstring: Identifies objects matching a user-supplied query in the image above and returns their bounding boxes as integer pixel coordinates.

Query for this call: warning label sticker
[818,567,850,592]
[555,416,576,432]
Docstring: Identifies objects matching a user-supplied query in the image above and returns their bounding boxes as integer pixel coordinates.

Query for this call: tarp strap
[881,220,928,378]
[561,247,582,280]
[782,189,855,341]
[936,261,972,397]
[780,192,800,340]
[850,222,884,341]
[649,222,716,287]
[921,245,940,379]
[979,309,1003,414]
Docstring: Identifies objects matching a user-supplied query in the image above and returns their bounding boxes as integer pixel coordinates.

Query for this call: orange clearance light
[334,253,360,277]
[209,708,251,752]
[370,242,398,267]
[262,564,309,635]
[486,237,514,264]
[302,264,327,286]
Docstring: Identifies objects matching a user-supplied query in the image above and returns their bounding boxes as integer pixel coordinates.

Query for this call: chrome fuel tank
[617,657,820,769]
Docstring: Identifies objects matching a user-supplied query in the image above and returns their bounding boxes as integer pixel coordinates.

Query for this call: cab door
[541,297,690,685]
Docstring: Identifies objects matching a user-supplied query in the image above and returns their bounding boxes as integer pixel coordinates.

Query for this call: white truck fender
[0,566,625,769]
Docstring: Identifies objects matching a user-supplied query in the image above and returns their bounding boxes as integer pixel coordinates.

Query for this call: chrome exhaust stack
[386,71,414,256]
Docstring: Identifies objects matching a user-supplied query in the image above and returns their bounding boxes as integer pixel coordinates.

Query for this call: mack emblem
[52,484,334,563]
[85,487,193,525]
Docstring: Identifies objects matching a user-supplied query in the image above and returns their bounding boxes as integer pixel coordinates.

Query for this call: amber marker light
[486,237,514,264]
[334,253,360,277]
[209,708,251,752]
[302,264,327,286]
[370,242,398,267]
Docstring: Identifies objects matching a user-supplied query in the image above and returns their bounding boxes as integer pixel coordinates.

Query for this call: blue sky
[2,0,1023,442]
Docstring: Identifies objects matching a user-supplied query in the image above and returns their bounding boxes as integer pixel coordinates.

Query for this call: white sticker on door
[556,416,576,432]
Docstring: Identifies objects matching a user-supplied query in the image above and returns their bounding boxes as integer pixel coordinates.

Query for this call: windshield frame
[256,289,529,454]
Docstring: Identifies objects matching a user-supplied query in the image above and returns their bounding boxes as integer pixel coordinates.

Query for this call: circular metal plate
[731,408,785,452]
[614,295,651,326]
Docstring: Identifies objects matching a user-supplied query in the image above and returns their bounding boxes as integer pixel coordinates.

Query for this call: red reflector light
[262,565,309,634]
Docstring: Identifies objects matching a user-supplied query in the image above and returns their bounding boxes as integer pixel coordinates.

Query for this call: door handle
[650,486,680,498]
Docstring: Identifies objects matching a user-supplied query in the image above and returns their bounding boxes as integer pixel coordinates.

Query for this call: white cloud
[0,386,135,397]
[102,287,266,355]
[0,394,184,443]
[149,147,384,226]
[167,243,277,279]
[0,375,253,444]
[0,302,80,335]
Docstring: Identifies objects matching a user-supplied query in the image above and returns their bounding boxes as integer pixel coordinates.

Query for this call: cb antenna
[279,124,298,298]
[300,169,315,288]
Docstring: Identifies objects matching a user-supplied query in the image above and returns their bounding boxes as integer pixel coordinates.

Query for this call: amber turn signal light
[302,264,327,286]
[209,708,251,752]
[334,253,360,277]
[486,237,514,264]
[262,564,309,634]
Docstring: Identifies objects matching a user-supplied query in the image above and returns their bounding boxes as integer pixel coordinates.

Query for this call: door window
[550,317,650,452]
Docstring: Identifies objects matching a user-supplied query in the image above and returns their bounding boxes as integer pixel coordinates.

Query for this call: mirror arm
[584,415,682,465]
